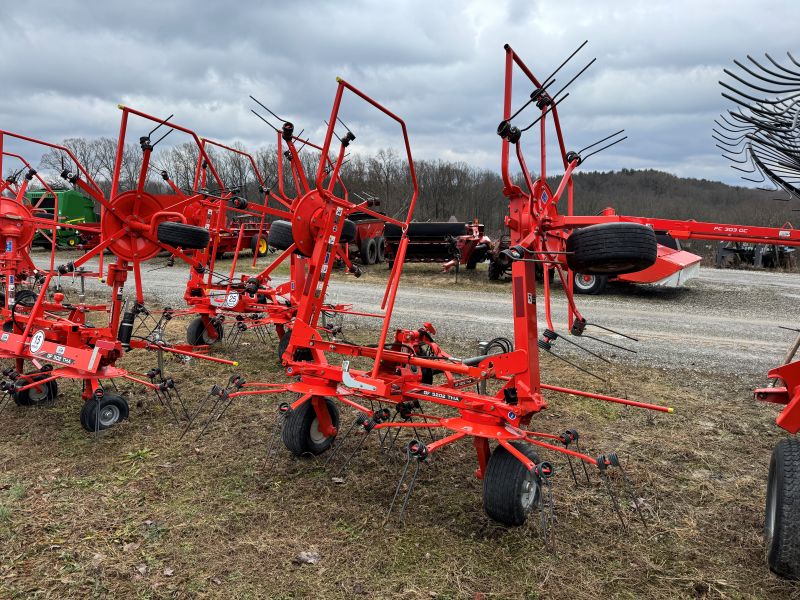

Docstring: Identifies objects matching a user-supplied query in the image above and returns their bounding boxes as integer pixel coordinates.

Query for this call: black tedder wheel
[566,222,657,275]
[13,373,58,406]
[156,221,210,250]
[277,329,313,364]
[361,238,378,265]
[282,397,340,456]
[573,273,608,295]
[186,317,223,346]
[80,393,130,432]
[765,437,800,578]
[487,259,505,281]
[340,219,357,243]
[267,220,295,251]
[483,442,541,526]
[376,237,386,262]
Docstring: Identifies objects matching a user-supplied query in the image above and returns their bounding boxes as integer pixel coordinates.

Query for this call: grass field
[0,308,795,599]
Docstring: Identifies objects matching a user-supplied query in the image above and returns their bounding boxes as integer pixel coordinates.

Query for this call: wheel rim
[258,238,267,254]
[765,461,778,543]
[309,417,327,444]
[99,404,120,427]
[68,237,76,246]
[28,384,50,403]
[520,471,539,511]
[574,274,596,291]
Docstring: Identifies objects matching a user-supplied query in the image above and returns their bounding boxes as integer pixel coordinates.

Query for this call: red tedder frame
[229,61,673,518]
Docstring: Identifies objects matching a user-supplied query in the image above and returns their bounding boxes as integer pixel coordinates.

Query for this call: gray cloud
[2,0,799,185]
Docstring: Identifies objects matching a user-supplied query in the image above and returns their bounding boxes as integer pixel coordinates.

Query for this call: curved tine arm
[721,83,800,106]
[0,130,105,198]
[764,53,800,80]
[317,78,419,226]
[723,67,800,96]
[120,106,226,191]
[201,137,266,187]
[735,58,800,86]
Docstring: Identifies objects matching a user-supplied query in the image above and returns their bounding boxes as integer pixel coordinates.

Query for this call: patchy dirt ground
[2,255,798,598]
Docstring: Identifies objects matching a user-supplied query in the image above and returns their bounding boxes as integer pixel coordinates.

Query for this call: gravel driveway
[37,251,798,380]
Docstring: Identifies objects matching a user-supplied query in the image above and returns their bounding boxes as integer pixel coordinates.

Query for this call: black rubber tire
[766,437,800,579]
[282,397,340,456]
[466,245,488,270]
[566,223,657,275]
[251,233,268,257]
[80,393,129,432]
[267,220,294,250]
[156,222,210,250]
[483,442,541,526]
[361,238,378,265]
[277,329,313,364]
[384,222,468,240]
[186,317,223,346]
[376,237,386,263]
[14,289,37,307]
[340,219,357,243]
[488,259,505,281]
[573,273,608,295]
[13,373,58,407]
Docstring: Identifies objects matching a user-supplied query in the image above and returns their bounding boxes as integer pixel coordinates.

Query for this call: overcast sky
[2,0,798,185]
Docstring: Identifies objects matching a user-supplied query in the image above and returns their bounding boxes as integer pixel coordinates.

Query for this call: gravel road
[39,251,797,380]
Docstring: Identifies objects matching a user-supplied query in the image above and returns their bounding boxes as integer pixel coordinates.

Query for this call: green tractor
[26,189,100,249]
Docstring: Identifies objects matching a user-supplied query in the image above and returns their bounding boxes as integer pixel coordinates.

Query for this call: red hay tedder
[0,122,243,432]
[211,45,685,528]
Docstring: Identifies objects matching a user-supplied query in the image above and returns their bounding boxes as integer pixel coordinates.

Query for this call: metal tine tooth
[542,347,606,382]
[324,413,367,469]
[384,444,414,526]
[580,333,636,353]
[398,459,422,524]
[618,460,648,529]
[548,331,611,364]
[586,322,638,342]
[600,468,627,529]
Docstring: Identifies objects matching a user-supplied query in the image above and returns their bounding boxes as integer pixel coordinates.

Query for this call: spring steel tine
[586,322,639,342]
[148,113,174,137]
[544,348,607,382]
[249,95,289,123]
[550,331,612,364]
[0,391,10,417]
[196,394,233,440]
[385,445,414,525]
[250,109,281,133]
[154,388,180,425]
[578,129,626,155]
[519,94,570,132]
[600,469,627,529]
[180,388,218,439]
[565,454,579,485]
[575,438,592,484]
[335,429,372,477]
[398,460,422,524]
[265,406,289,468]
[580,333,637,353]
[618,462,648,529]
[581,135,628,163]
[324,414,365,468]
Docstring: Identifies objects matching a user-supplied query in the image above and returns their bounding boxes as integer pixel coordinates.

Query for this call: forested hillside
[23,137,795,237]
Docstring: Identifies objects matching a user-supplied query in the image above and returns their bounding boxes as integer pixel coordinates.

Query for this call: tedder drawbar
[217,45,674,527]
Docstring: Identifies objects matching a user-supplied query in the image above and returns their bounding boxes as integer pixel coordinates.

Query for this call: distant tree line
[13,137,794,241]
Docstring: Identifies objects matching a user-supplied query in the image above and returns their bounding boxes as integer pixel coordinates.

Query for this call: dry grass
[0,316,797,599]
